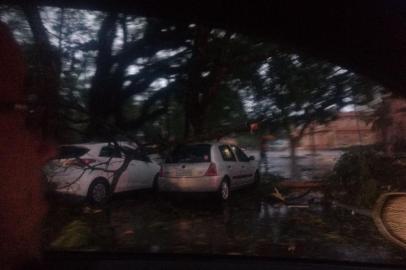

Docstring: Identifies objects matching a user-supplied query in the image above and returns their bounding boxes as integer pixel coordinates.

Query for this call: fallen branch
[277,180,325,189]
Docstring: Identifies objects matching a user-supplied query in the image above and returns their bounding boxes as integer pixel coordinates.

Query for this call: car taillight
[81,159,97,166]
[204,162,218,176]
[159,166,164,177]
[65,158,96,167]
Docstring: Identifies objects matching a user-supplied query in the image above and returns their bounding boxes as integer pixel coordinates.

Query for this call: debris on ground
[50,220,92,249]
[271,187,285,202]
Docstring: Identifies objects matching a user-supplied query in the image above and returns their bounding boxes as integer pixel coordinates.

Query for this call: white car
[158,143,260,200]
[43,142,160,203]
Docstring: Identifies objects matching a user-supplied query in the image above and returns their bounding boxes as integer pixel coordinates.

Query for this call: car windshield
[56,146,89,159]
[1,3,406,268]
[166,144,211,163]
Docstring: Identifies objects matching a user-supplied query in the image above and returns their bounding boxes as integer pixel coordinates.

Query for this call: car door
[218,145,240,188]
[231,145,255,185]
[240,147,257,184]
[127,148,156,190]
[98,145,129,192]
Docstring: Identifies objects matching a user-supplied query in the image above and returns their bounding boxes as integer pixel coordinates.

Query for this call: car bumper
[44,179,86,203]
[49,183,87,197]
[46,176,88,197]
[158,176,222,192]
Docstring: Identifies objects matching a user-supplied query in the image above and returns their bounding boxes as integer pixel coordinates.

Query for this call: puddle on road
[44,186,406,264]
[259,150,343,180]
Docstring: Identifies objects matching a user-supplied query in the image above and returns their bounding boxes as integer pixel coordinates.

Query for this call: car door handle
[227,165,232,169]
[241,166,245,168]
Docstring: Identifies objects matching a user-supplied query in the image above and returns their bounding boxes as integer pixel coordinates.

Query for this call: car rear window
[57,146,89,159]
[166,144,211,163]
[99,146,122,158]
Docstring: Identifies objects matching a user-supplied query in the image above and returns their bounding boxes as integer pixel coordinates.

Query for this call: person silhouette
[0,22,56,270]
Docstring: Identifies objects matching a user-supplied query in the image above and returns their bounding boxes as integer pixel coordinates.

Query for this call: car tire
[218,179,231,201]
[87,179,110,205]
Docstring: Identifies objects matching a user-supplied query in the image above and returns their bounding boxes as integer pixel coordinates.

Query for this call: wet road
[246,149,343,180]
[45,182,406,264]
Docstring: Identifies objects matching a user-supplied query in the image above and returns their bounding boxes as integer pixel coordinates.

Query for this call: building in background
[299,97,406,150]
[374,97,406,153]
[299,112,377,150]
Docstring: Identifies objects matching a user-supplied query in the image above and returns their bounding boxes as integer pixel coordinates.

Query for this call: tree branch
[120,15,128,49]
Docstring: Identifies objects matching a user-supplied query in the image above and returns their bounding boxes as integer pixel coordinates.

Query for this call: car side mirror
[249,156,255,161]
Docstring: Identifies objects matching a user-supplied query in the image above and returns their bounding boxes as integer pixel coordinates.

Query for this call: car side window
[99,146,122,158]
[219,145,237,162]
[123,147,150,162]
[136,149,151,162]
[122,147,136,159]
[231,145,250,162]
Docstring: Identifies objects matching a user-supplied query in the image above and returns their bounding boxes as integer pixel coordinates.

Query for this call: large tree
[82,13,192,139]
[5,5,254,192]
[4,4,382,183]
[249,49,379,178]
[21,3,61,138]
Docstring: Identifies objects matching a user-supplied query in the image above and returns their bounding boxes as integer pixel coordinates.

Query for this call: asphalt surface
[246,149,343,180]
[44,182,406,265]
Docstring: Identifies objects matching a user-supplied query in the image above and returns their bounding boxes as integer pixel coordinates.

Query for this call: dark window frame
[231,145,250,162]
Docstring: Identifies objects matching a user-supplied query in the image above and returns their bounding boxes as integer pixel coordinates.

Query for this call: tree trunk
[22,4,60,139]
[190,107,206,136]
[183,26,209,139]
[58,7,64,53]
[382,129,393,156]
[310,126,317,178]
[289,137,300,180]
[87,13,118,139]
[183,30,231,140]
[110,155,132,193]
[260,137,269,174]
[183,109,190,139]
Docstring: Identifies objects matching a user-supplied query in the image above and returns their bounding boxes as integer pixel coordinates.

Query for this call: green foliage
[2,5,384,147]
[0,5,33,43]
[235,133,262,148]
[249,49,380,135]
[206,85,247,131]
[326,146,406,208]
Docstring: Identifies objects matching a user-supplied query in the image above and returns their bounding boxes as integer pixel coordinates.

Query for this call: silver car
[158,143,260,200]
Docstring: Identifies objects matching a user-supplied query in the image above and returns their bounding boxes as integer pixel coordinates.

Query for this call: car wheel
[87,179,110,205]
[219,180,230,201]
